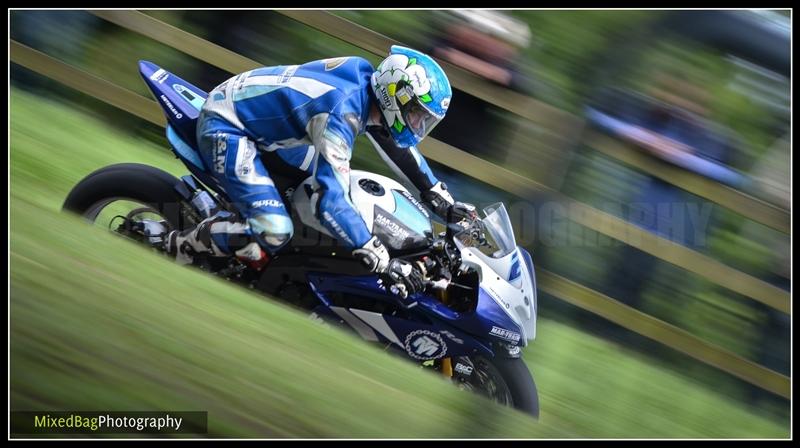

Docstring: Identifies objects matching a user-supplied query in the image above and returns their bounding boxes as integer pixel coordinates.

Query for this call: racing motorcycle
[62,61,540,417]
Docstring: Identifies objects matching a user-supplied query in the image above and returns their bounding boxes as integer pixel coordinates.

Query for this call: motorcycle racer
[140,46,477,296]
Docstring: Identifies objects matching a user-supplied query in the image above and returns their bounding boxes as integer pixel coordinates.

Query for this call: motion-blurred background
[10,9,791,438]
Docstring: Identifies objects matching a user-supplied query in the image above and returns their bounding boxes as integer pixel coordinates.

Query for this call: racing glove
[352,236,425,298]
[421,181,455,221]
[352,235,391,273]
[383,258,426,299]
[421,181,479,224]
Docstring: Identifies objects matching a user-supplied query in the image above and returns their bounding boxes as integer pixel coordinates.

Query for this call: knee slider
[247,213,294,250]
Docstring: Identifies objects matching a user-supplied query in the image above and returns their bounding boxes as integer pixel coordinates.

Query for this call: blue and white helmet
[371,45,452,148]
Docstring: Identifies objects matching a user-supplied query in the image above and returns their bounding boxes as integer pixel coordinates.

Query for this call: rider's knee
[247,213,294,252]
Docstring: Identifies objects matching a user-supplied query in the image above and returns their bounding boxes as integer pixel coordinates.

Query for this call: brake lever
[448,281,474,291]
[428,277,450,291]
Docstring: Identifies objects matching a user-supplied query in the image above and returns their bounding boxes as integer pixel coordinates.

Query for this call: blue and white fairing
[138,60,207,146]
[456,203,538,344]
[137,61,538,358]
[293,170,434,252]
[296,171,538,358]
[138,61,225,192]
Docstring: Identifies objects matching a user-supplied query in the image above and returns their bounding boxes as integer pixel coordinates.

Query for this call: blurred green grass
[9,86,789,438]
[11,197,558,438]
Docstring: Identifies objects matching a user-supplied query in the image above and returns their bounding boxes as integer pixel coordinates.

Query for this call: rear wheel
[62,163,248,277]
[62,163,199,234]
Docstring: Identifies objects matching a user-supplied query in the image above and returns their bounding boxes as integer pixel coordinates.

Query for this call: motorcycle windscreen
[481,202,517,258]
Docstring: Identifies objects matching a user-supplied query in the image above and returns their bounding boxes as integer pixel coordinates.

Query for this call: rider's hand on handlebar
[447,201,479,224]
[421,183,482,238]
[352,236,426,299]
[382,258,426,299]
[446,202,485,243]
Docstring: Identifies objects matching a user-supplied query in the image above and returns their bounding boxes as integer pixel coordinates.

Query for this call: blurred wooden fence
[9,10,790,399]
[86,10,790,314]
[277,10,790,234]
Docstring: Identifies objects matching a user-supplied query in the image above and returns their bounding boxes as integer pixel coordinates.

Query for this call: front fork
[435,288,455,379]
[428,276,519,379]
[440,357,453,377]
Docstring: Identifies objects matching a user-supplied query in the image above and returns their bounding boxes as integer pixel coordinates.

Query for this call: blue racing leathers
[181,56,448,259]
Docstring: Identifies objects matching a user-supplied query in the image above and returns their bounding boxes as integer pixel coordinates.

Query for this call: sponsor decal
[329,152,348,162]
[237,144,256,176]
[490,326,521,343]
[454,363,473,376]
[439,330,464,344]
[172,84,205,111]
[322,57,348,71]
[322,211,354,247]
[378,85,392,109]
[411,72,424,90]
[375,212,411,242]
[399,190,430,218]
[251,199,285,209]
[486,286,511,309]
[232,73,248,91]
[149,68,169,84]
[213,134,227,174]
[372,205,426,250]
[279,65,298,84]
[396,85,412,105]
[404,330,447,360]
[159,94,183,119]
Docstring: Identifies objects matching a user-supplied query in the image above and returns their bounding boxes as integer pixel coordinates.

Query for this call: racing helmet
[371,45,452,148]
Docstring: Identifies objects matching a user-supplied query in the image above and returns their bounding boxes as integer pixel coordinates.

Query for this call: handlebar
[387,217,485,300]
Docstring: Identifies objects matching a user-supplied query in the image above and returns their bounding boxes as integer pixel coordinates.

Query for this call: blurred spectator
[179,10,280,91]
[426,10,535,163]
[431,10,533,90]
[586,75,747,189]
[10,11,105,90]
[586,71,742,311]
[748,134,790,209]
[11,10,103,63]
[737,135,790,401]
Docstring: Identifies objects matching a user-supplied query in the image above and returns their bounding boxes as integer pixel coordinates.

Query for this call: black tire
[465,356,540,418]
[62,163,190,229]
[491,357,540,418]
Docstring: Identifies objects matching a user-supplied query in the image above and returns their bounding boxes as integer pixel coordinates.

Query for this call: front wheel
[454,355,539,418]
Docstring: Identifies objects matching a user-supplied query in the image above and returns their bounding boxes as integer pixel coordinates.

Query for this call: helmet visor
[397,87,444,140]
